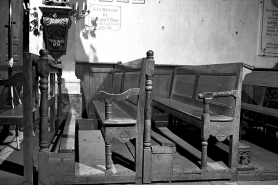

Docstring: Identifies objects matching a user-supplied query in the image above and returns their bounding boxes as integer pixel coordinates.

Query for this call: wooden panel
[242,84,266,105]
[152,65,177,99]
[113,72,123,94]
[151,146,173,181]
[48,153,75,185]
[122,71,140,105]
[172,75,196,98]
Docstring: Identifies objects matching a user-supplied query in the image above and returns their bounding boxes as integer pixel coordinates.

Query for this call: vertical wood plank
[56,69,62,129]
[38,151,50,185]
[23,52,34,185]
[49,73,55,132]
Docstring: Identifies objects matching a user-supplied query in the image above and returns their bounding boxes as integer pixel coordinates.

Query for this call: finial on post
[146,50,154,58]
[39,48,49,58]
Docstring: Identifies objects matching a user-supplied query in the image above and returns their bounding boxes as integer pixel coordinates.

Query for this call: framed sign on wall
[259,0,278,57]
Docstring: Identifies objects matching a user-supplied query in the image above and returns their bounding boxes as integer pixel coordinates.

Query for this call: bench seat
[242,102,278,118]
[93,101,137,126]
[0,105,23,119]
[153,99,234,123]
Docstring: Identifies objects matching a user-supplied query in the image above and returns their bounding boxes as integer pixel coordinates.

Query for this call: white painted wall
[32,0,278,93]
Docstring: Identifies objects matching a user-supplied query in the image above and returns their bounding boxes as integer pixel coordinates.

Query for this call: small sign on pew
[258,0,278,56]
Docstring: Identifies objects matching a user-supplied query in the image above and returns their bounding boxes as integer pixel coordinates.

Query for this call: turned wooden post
[50,73,55,132]
[56,69,62,129]
[105,135,113,171]
[38,49,50,152]
[200,97,211,170]
[143,50,154,183]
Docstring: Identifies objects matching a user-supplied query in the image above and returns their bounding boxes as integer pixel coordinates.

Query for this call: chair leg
[105,139,113,171]
[201,138,208,170]
[15,125,20,150]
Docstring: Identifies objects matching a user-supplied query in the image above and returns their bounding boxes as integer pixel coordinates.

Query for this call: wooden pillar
[143,50,154,183]
[56,69,62,130]
[38,49,50,152]
[50,73,55,132]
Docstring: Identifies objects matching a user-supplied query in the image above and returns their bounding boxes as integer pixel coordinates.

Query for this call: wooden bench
[152,63,243,180]
[241,68,278,138]
[92,51,155,183]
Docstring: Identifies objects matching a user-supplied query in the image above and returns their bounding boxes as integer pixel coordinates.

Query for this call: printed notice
[88,4,121,31]
[260,0,278,55]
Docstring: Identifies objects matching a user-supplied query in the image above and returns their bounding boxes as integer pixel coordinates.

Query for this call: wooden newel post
[143,50,154,183]
[38,49,50,152]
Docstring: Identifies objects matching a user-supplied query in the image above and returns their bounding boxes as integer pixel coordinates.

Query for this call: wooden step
[77,130,106,176]
[156,127,228,171]
[151,129,176,152]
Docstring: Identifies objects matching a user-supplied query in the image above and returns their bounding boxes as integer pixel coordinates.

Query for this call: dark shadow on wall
[74,0,99,64]
[82,17,98,39]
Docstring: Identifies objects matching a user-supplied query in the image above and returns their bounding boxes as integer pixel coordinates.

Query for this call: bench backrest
[112,57,154,120]
[171,63,243,117]
[242,68,278,106]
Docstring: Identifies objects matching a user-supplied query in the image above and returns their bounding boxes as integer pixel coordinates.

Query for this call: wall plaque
[87,4,121,31]
[259,0,278,56]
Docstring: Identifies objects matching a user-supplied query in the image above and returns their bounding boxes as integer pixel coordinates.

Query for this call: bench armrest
[97,88,139,119]
[198,90,238,113]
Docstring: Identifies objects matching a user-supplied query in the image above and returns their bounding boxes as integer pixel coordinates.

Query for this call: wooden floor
[75,130,136,184]
[0,128,53,185]
[2,125,278,184]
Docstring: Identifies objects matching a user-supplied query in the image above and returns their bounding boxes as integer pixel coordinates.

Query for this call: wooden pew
[241,68,278,138]
[92,51,155,184]
[152,63,243,180]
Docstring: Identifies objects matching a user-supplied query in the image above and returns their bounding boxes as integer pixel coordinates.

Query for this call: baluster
[143,50,154,183]
[38,49,50,152]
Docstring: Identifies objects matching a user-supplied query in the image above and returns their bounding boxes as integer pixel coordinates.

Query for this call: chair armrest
[198,90,238,113]
[97,88,139,119]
